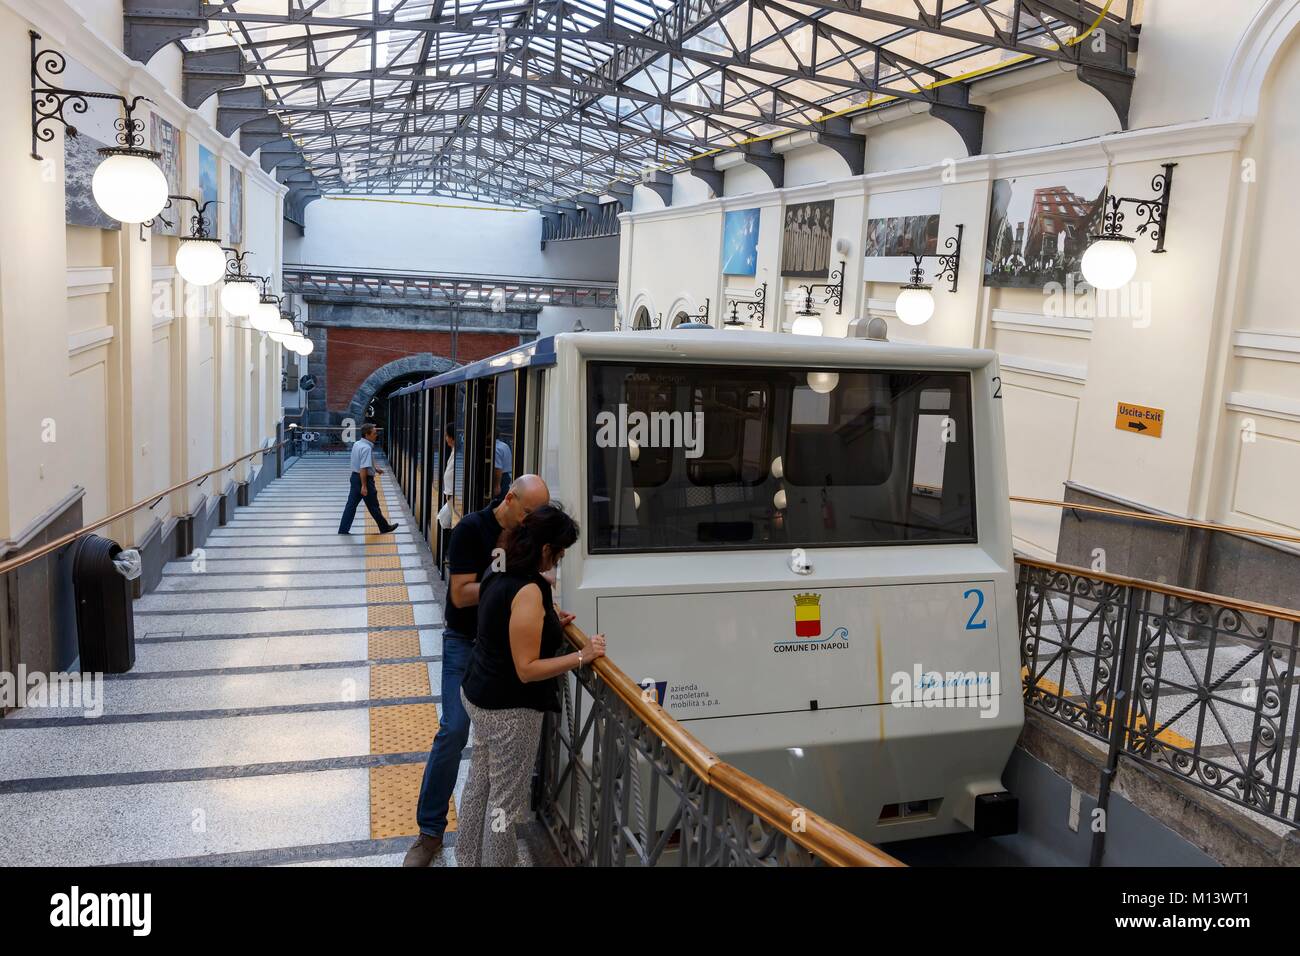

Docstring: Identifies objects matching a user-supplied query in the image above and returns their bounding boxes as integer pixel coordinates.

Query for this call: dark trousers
[416,633,473,837]
[338,472,389,533]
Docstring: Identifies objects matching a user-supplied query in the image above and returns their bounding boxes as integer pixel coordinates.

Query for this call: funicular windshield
[586,361,977,553]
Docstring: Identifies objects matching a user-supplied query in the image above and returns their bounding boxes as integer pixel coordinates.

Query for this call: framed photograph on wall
[64,132,120,230]
[721,208,760,276]
[229,166,244,245]
[198,144,219,230]
[984,168,1107,288]
[150,112,181,236]
[780,200,834,278]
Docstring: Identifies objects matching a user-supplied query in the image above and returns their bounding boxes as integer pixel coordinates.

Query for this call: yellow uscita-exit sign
[1115,402,1165,438]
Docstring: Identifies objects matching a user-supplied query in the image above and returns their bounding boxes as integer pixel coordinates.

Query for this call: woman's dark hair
[503,503,578,574]
[445,423,455,441]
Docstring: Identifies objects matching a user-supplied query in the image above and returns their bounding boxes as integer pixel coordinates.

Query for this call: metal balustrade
[538,623,900,867]
[1016,556,1300,858]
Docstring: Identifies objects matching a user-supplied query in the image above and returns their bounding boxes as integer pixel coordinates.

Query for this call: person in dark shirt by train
[455,504,605,867]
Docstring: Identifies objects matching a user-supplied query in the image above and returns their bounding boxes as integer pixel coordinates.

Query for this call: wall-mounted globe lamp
[791,260,845,336]
[166,197,224,286]
[267,317,295,344]
[249,281,281,333]
[1080,164,1175,290]
[30,32,167,224]
[893,225,964,327]
[220,249,259,316]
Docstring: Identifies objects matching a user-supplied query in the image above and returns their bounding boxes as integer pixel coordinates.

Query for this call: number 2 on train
[963,588,987,630]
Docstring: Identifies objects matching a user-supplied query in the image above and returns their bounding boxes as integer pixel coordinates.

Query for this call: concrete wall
[0,0,286,669]
[617,2,1300,591]
[285,194,618,341]
[285,195,619,281]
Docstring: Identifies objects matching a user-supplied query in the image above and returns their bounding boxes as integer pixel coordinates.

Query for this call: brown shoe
[402,833,443,867]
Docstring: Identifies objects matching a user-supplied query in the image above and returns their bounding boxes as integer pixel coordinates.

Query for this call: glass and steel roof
[198,0,1140,206]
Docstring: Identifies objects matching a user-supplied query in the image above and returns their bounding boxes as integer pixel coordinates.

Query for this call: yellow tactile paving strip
[364,481,453,839]
[371,662,431,699]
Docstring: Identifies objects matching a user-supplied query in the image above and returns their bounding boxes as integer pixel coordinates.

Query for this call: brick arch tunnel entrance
[350,355,458,446]
[298,295,538,428]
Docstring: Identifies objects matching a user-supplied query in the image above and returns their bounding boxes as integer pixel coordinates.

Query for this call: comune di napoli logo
[773,594,850,653]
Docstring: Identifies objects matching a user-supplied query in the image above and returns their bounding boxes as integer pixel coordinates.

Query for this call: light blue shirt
[350,437,375,474]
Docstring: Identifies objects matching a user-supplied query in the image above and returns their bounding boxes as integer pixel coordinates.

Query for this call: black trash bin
[71,534,135,673]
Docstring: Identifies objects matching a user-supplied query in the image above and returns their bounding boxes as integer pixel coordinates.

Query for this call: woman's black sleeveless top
[463,570,563,712]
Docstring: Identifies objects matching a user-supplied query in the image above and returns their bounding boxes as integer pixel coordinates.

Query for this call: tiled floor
[0,453,506,866]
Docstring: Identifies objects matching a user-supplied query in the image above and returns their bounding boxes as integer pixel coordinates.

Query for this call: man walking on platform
[402,473,557,866]
[338,423,399,535]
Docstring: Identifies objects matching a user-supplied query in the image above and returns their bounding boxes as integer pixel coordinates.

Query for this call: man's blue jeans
[416,632,473,838]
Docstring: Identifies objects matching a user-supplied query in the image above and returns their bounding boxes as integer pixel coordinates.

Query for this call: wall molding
[1231,329,1300,363]
[67,325,114,356]
[66,266,114,298]
[998,352,1088,385]
[1215,0,1300,121]
[991,307,1094,339]
[1226,390,1300,423]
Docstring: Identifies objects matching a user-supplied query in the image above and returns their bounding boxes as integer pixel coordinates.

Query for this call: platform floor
[0,454,553,866]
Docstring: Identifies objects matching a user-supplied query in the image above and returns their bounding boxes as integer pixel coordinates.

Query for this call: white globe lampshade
[220,279,259,316]
[296,336,315,356]
[250,301,280,332]
[807,371,840,394]
[175,238,226,286]
[91,150,169,224]
[268,318,295,344]
[1081,236,1138,290]
[895,286,936,326]
[790,313,823,337]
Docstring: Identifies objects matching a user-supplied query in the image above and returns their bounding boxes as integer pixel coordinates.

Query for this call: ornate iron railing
[1017,556,1300,857]
[538,624,901,867]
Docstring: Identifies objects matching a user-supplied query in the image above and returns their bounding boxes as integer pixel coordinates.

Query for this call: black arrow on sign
[1128,420,1147,432]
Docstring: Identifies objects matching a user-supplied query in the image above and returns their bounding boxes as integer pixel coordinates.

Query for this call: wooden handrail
[561,622,902,867]
[1011,495,1300,547]
[1014,555,1300,625]
[0,438,288,576]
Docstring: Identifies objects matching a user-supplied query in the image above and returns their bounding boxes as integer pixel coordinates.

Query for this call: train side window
[492,371,516,501]
[452,382,467,520]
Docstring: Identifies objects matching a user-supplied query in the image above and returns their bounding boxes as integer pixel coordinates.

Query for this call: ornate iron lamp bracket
[725,282,767,329]
[903,224,965,293]
[795,260,845,316]
[31,31,155,161]
[1097,163,1176,252]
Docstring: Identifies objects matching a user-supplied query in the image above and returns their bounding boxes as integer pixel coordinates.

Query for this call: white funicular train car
[387,329,1022,845]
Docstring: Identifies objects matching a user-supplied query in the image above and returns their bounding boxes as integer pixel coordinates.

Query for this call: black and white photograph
[983,168,1108,288]
[780,199,835,277]
[64,132,120,230]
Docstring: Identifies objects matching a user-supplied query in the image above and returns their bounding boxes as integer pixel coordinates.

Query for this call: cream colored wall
[619,3,1300,556]
[1206,18,1300,540]
[0,0,286,552]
